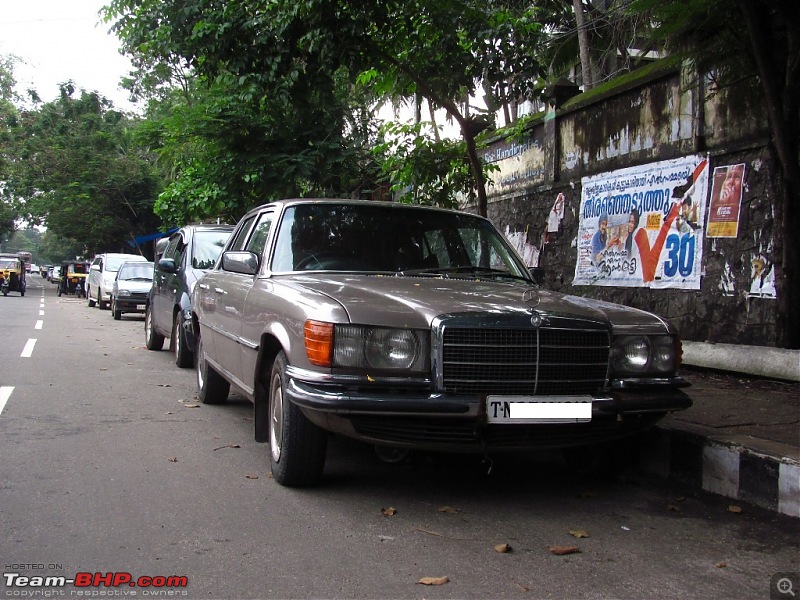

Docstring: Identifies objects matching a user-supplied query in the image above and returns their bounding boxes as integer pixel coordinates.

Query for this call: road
[1,279,798,599]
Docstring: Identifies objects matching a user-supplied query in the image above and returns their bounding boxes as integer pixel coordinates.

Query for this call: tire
[87,287,96,307]
[111,297,122,320]
[98,295,108,310]
[173,311,193,368]
[268,351,327,487]
[144,305,165,351]
[196,334,229,404]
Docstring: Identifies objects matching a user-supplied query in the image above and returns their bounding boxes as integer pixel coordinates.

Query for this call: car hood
[279,274,672,334]
[115,281,153,293]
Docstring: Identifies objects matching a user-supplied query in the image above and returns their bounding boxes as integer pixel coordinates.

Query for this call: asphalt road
[1,278,798,600]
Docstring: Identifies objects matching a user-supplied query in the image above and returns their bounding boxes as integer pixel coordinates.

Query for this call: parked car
[111,261,155,320]
[191,199,692,487]
[50,265,62,284]
[145,224,234,368]
[87,253,148,309]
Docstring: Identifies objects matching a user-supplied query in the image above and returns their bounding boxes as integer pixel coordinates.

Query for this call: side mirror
[222,251,259,275]
[158,258,178,274]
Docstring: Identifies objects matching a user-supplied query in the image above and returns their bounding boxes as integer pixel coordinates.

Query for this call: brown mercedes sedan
[191,199,691,486]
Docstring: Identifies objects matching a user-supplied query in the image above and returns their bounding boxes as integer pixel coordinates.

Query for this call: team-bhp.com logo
[4,571,189,594]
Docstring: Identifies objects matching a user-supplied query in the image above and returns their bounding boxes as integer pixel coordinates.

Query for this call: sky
[0,0,138,112]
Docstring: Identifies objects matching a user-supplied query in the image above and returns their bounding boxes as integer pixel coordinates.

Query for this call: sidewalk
[640,365,800,518]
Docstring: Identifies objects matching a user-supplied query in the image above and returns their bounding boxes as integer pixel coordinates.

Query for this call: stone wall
[480,60,779,346]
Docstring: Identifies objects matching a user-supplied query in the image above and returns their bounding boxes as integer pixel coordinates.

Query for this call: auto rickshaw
[0,252,28,297]
[58,260,89,297]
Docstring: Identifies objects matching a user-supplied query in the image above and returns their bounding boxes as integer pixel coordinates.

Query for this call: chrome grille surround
[432,312,611,396]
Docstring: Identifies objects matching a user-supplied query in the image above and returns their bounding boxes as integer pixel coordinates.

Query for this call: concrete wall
[479,59,780,347]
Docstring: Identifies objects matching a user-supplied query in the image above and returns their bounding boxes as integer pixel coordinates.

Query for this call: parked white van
[87,253,148,309]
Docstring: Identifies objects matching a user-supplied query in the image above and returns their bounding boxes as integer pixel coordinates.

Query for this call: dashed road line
[0,387,12,416]
[21,339,37,358]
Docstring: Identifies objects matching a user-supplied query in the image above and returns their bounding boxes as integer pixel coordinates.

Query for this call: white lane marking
[0,387,12,416]
[21,339,37,358]
[39,310,44,316]
[35,320,43,330]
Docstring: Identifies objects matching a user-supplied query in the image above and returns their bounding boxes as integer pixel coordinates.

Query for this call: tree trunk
[573,0,594,90]
[740,0,800,348]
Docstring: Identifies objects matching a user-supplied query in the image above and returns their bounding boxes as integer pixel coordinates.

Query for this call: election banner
[573,155,709,289]
[707,163,745,238]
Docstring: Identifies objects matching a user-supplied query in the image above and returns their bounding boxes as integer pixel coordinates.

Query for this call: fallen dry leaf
[417,576,449,586]
[438,505,461,514]
[213,444,242,451]
[266,472,273,479]
[549,545,580,556]
[667,504,681,512]
[157,384,172,388]
[569,530,590,539]
[167,457,178,462]
[183,403,200,408]
[381,507,397,517]
[245,474,259,480]
[494,543,512,553]
[728,505,743,514]
[716,562,727,568]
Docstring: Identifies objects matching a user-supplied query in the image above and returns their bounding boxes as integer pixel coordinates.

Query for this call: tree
[627,0,800,347]
[3,85,162,256]
[104,0,550,216]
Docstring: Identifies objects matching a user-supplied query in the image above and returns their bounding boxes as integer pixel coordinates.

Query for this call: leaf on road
[667,504,681,512]
[728,504,743,514]
[213,444,242,451]
[494,543,512,553]
[438,505,461,513]
[245,474,259,480]
[417,576,449,586]
[167,457,178,462]
[157,384,172,387]
[549,545,580,556]
[716,562,727,568]
[381,507,397,517]
[183,403,200,408]
[569,530,589,538]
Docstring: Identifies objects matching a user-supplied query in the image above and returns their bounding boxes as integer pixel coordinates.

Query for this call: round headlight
[612,335,650,372]
[365,329,419,369]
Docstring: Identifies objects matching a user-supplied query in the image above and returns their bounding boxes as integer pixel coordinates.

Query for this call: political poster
[573,155,709,289]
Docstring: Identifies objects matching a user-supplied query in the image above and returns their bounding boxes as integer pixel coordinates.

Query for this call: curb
[682,341,800,382]
[642,424,800,518]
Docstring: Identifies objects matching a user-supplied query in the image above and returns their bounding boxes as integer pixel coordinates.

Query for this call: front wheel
[144,305,165,350]
[196,335,229,404]
[173,311,193,368]
[111,297,122,320]
[87,287,96,307]
[268,351,327,487]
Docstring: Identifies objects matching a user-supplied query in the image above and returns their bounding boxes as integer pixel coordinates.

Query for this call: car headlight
[610,335,678,376]
[304,320,429,372]
[117,289,132,297]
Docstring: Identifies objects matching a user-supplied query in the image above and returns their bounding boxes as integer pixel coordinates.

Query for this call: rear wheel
[173,311,193,368]
[196,334,229,404]
[269,351,327,486]
[144,305,165,350]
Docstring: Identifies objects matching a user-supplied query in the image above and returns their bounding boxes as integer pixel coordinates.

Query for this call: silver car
[191,199,691,487]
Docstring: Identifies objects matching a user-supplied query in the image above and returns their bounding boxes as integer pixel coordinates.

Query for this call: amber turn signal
[304,320,334,366]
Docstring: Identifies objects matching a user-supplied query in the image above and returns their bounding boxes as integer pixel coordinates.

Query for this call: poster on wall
[707,163,745,238]
[573,155,710,289]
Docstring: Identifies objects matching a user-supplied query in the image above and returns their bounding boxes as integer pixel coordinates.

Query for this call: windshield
[106,256,143,271]
[192,231,231,270]
[117,262,154,280]
[0,259,20,269]
[270,203,531,281]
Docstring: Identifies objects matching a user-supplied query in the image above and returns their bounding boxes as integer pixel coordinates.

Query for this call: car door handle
[214,288,226,295]
[198,283,210,290]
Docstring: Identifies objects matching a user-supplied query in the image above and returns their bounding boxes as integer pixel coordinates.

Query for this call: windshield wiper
[397,266,532,283]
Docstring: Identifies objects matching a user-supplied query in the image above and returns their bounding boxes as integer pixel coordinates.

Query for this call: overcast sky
[0,0,138,111]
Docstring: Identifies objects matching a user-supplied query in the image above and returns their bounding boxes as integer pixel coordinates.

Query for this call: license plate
[487,396,592,424]
[136,304,146,310]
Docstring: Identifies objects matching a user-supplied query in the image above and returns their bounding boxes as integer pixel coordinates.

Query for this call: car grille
[439,323,610,396]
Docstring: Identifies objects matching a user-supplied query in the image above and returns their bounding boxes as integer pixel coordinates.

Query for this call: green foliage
[1,85,162,255]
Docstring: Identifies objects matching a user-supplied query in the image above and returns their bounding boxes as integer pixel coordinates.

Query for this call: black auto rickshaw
[58,260,89,297]
[0,252,28,297]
